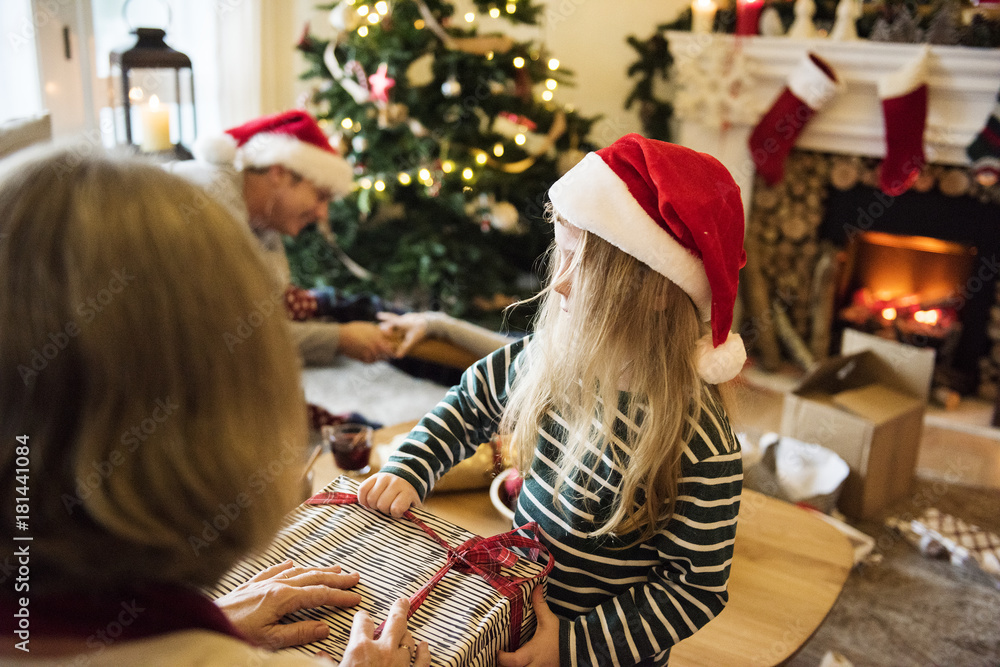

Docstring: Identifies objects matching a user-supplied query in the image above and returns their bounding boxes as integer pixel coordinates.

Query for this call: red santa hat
[548,133,747,384]
[194,110,353,197]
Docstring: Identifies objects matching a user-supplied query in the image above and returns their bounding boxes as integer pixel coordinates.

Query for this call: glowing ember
[913,309,940,325]
[881,307,898,321]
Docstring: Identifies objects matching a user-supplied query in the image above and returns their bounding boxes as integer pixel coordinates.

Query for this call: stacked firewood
[743,152,839,371]
[980,281,1000,403]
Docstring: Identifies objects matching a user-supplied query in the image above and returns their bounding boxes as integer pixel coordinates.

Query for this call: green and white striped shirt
[382,337,743,666]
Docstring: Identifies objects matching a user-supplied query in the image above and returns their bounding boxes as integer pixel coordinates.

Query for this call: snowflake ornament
[673,40,760,130]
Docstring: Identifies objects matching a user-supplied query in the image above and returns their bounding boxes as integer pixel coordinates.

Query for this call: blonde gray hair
[501,210,725,543]
[0,147,306,594]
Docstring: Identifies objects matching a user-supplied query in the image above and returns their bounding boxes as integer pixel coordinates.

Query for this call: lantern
[109,27,196,159]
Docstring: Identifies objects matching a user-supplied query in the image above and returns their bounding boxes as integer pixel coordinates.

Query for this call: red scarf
[1,583,246,645]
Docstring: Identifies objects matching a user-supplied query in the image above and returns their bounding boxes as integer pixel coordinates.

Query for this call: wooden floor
[733,365,1000,491]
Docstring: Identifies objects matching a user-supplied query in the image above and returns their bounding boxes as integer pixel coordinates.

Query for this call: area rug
[789,480,1000,667]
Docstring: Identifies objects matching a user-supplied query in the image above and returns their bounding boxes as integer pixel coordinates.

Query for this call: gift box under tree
[210,476,550,666]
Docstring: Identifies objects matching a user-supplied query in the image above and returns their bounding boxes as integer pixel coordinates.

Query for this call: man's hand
[216,559,362,649]
[339,597,431,667]
[358,473,421,518]
[338,321,397,363]
[497,586,560,667]
[376,312,430,358]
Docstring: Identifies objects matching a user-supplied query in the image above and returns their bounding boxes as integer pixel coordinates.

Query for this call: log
[754,187,782,211]
[830,158,860,190]
[743,234,783,371]
[760,224,780,244]
[781,215,811,241]
[939,168,971,197]
[913,168,936,193]
[773,299,815,370]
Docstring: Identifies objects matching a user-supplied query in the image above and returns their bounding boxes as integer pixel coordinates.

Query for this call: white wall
[538,0,687,146]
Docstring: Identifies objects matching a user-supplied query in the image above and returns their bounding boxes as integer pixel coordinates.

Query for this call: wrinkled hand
[339,321,398,363]
[357,473,421,518]
[376,312,430,358]
[497,586,560,667]
[340,597,431,667]
[216,559,362,649]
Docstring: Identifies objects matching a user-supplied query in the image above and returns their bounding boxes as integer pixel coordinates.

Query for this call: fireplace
[665,34,1000,401]
[821,169,1000,394]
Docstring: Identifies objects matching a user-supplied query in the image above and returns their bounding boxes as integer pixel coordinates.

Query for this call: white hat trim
[548,152,712,321]
[787,53,840,110]
[877,44,930,99]
[236,133,354,197]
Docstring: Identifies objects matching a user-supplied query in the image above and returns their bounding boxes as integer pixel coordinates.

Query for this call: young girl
[359,134,746,667]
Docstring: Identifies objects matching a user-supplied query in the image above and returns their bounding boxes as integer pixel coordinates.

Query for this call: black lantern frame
[109,27,196,159]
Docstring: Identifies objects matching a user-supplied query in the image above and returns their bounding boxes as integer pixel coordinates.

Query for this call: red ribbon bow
[305,491,553,649]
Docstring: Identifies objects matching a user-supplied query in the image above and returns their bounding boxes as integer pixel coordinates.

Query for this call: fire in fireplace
[837,231,977,350]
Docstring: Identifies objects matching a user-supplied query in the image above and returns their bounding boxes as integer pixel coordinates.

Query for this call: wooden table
[311,422,854,667]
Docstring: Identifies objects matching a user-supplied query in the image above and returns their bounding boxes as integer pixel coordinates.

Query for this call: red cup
[325,423,373,476]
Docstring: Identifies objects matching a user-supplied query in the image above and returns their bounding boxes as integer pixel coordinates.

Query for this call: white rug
[302,358,450,427]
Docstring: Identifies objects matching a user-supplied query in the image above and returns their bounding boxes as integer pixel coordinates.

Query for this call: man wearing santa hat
[170,110,398,364]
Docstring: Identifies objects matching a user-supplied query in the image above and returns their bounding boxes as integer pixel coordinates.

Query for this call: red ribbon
[305,491,553,649]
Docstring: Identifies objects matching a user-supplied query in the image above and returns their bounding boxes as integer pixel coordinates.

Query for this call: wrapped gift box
[210,476,549,666]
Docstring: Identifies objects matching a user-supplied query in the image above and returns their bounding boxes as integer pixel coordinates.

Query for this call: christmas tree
[291,0,597,322]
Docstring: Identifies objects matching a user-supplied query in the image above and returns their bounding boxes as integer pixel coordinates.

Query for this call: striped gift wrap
[209,476,550,666]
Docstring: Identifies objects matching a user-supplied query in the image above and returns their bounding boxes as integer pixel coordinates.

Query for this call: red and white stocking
[878,47,930,196]
[749,52,840,185]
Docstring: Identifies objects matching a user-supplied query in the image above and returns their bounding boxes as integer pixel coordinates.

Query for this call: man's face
[267,168,333,237]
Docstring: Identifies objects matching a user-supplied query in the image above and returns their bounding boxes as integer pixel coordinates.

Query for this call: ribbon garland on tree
[324,43,371,104]
[415,0,517,55]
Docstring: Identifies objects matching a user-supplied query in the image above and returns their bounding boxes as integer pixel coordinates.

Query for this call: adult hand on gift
[358,472,421,518]
[216,559,362,649]
[496,586,560,667]
[339,321,398,363]
[340,597,431,667]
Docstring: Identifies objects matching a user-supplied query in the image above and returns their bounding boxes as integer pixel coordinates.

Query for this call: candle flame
[149,95,161,109]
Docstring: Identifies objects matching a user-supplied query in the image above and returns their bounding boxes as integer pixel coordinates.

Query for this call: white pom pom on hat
[549,133,748,384]
[193,134,237,165]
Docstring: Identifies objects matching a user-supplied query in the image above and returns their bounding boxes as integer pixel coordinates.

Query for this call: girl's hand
[339,597,431,667]
[497,586,560,667]
[216,559,361,649]
[358,473,421,518]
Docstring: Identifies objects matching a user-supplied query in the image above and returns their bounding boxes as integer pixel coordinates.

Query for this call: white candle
[140,95,172,152]
[692,0,718,33]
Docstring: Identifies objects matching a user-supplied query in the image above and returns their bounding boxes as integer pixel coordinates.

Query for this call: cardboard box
[211,476,547,667]
[780,330,935,520]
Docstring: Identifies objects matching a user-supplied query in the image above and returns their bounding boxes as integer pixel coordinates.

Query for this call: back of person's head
[0,146,306,594]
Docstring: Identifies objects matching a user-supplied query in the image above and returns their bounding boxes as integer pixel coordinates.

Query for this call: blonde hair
[501,210,722,543]
[0,147,306,594]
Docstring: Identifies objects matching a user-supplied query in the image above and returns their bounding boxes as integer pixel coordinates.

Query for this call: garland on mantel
[656,0,1000,47]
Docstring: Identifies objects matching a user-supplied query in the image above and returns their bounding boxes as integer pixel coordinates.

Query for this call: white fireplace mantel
[665,32,1000,216]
